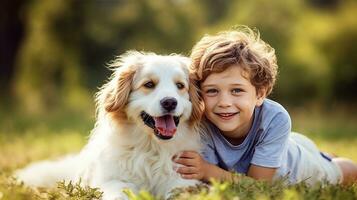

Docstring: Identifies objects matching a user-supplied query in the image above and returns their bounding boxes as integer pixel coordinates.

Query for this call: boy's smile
[201,65,265,145]
[215,112,239,120]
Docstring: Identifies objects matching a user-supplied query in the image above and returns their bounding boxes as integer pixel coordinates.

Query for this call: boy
[174,27,357,185]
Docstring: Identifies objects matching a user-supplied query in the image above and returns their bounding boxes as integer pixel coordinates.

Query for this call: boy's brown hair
[190,26,278,96]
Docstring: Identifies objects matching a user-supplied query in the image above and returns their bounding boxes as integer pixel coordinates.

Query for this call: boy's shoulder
[262,99,289,114]
[259,99,291,124]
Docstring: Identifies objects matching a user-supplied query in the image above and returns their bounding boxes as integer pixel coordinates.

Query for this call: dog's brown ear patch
[104,69,136,113]
[97,51,144,117]
[188,76,205,127]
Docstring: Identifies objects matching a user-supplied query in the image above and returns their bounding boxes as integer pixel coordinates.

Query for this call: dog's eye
[144,81,155,89]
[176,82,185,90]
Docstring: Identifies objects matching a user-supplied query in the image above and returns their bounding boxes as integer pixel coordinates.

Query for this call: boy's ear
[256,88,266,106]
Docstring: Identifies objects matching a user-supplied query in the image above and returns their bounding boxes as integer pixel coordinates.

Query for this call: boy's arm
[174,151,233,182]
[249,111,291,182]
[247,164,277,182]
[174,151,277,182]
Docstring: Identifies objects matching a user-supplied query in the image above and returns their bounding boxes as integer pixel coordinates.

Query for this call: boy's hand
[173,151,209,181]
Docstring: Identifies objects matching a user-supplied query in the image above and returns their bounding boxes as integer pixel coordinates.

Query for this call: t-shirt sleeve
[199,125,219,165]
[250,111,291,168]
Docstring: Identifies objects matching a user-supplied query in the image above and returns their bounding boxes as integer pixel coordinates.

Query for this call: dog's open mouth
[140,111,180,140]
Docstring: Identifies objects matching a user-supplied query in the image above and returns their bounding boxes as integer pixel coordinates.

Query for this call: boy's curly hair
[190,26,278,96]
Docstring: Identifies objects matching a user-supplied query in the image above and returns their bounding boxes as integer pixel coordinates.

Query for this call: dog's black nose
[160,97,177,112]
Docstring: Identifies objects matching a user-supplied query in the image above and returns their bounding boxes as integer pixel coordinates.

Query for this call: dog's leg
[99,180,138,200]
[15,155,78,187]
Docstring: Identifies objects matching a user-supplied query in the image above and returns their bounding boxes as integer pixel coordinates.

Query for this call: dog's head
[96,51,204,140]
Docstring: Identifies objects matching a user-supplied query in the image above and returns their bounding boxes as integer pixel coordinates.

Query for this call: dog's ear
[97,51,142,115]
[103,68,136,113]
[188,75,205,127]
[176,55,205,127]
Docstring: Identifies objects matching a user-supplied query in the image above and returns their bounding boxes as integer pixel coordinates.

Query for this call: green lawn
[0,106,356,199]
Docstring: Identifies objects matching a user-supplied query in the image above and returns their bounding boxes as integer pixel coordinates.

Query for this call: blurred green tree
[14,0,89,113]
[12,0,206,113]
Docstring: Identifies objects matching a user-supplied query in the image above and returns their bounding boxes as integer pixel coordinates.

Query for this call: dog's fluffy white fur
[16,51,204,200]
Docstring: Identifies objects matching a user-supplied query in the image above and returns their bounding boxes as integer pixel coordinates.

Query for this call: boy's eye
[144,81,155,89]
[206,89,218,93]
[232,88,242,94]
[204,89,218,96]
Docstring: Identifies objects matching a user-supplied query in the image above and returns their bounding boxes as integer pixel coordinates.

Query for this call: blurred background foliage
[1,0,356,122]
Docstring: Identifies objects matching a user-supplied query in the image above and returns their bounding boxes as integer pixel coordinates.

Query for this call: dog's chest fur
[82,123,200,195]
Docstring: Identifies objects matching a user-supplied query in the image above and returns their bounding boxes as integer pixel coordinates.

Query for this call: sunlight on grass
[0,130,86,172]
[316,139,357,162]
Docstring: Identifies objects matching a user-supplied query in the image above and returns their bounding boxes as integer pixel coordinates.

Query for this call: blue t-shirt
[200,99,291,177]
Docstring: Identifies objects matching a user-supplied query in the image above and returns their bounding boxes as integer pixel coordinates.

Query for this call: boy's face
[201,65,265,144]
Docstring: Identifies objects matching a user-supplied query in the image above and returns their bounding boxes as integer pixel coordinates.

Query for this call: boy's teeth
[219,113,234,117]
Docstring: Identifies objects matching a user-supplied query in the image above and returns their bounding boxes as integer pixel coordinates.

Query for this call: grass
[0,104,356,199]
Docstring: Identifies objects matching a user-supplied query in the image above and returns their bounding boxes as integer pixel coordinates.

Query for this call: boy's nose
[218,101,232,108]
[217,94,233,108]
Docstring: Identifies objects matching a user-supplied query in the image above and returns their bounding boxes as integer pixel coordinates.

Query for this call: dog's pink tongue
[154,115,177,136]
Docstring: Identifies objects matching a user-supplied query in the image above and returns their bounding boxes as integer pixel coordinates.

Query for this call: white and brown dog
[16,51,204,200]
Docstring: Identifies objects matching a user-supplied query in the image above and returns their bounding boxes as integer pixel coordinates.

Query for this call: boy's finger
[181,174,198,180]
[174,157,194,166]
[176,166,197,174]
[179,151,198,158]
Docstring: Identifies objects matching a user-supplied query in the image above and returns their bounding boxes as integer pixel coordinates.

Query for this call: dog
[15,51,204,200]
